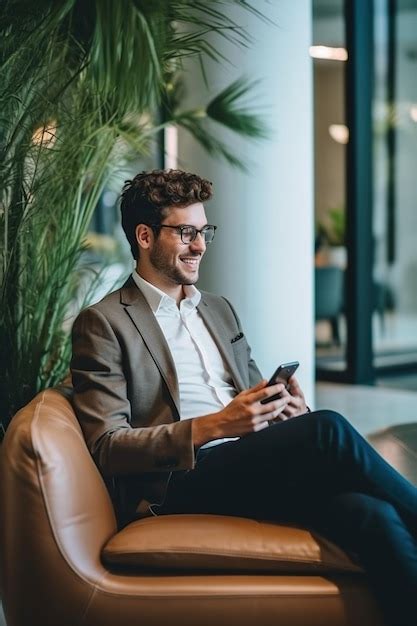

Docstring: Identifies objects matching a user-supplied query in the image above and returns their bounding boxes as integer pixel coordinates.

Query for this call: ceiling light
[329,124,349,144]
[310,46,348,61]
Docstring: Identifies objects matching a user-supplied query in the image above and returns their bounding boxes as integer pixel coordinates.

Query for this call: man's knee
[313,408,347,423]
[310,409,351,435]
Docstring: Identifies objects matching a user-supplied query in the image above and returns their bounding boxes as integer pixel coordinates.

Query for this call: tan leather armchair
[0,389,396,626]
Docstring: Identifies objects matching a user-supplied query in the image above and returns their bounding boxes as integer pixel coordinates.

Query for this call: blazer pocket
[230,335,250,388]
[231,334,248,354]
[230,332,244,344]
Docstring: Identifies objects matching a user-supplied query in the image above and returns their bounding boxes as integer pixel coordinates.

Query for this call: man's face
[149,202,208,286]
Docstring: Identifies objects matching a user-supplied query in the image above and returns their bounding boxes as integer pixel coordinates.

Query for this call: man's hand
[278,376,308,420]
[191,380,289,449]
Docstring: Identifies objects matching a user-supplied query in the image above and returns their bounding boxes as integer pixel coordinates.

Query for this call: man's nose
[190,232,206,252]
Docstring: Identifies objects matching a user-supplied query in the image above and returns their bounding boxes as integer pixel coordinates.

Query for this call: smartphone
[260,361,300,404]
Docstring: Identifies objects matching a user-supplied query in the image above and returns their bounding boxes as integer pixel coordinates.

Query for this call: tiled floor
[316,381,417,436]
[1,381,416,626]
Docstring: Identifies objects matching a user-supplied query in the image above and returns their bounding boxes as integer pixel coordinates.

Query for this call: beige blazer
[71,276,262,523]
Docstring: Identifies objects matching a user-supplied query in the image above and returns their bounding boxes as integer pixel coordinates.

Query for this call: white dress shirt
[132,271,239,448]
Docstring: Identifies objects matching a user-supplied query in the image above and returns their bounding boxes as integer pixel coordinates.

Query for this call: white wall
[178,1,315,404]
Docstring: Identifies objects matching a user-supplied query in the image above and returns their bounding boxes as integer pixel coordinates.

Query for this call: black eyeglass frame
[150,223,217,244]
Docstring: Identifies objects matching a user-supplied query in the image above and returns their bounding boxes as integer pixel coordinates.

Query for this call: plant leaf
[207,77,268,138]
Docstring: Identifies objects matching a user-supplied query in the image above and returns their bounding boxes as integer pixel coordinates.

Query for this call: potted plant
[316,206,347,268]
[0,0,268,432]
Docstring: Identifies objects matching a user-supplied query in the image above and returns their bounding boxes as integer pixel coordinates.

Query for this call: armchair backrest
[0,389,117,626]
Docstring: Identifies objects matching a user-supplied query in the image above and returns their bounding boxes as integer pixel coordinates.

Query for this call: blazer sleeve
[70,307,195,477]
[221,297,263,387]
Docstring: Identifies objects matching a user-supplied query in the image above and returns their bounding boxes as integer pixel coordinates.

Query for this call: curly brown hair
[120,169,213,259]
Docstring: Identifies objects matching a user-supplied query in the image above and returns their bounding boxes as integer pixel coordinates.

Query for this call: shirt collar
[132,270,201,314]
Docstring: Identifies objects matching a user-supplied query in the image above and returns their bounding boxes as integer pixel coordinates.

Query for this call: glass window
[313,0,347,373]
[373,0,417,371]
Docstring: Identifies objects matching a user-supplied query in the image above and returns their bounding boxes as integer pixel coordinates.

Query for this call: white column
[178,1,315,404]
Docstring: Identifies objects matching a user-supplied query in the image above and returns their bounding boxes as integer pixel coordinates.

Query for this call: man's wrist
[191,413,218,449]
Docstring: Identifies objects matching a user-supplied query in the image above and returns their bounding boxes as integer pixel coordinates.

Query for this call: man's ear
[135,224,152,251]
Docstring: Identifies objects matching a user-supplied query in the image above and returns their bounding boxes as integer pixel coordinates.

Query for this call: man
[71,169,417,626]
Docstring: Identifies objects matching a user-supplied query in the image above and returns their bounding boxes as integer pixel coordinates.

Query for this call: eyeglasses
[151,224,217,244]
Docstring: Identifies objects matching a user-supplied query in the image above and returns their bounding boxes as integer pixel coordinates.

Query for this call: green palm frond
[207,77,268,138]
[89,0,165,115]
[162,75,268,169]
[174,112,247,170]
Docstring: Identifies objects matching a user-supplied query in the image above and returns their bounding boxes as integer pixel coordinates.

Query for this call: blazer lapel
[120,278,180,417]
[197,298,246,392]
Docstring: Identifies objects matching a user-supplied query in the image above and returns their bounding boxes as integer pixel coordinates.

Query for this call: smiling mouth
[180,257,200,269]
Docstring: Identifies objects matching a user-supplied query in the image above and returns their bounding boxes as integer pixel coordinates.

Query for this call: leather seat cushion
[102,514,363,574]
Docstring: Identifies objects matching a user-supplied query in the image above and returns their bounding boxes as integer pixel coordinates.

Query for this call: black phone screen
[260,361,299,404]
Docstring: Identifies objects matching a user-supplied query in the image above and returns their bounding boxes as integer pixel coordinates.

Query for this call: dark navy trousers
[160,410,417,626]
